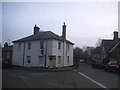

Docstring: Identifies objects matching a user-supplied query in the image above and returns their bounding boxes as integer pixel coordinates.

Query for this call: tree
[73,47,84,66]
[82,45,87,52]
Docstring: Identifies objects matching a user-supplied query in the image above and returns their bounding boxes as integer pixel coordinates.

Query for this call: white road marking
[78,72,109,89]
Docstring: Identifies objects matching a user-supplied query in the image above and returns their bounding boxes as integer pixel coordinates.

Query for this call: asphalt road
[2,62,119,89]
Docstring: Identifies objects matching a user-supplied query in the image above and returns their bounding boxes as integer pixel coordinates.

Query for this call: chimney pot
[62,22,66,39]
[34,24,40,35]
[113,31,118,40]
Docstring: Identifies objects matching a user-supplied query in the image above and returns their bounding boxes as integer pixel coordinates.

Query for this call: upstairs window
[40,41,44,49]
[28,42,31,50]
[58,42,61,49]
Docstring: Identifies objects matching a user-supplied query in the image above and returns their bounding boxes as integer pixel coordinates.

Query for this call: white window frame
[58,42,61,49]
[28,42,31,50]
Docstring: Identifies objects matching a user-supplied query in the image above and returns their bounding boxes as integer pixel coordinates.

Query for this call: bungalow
[12,23,74,68]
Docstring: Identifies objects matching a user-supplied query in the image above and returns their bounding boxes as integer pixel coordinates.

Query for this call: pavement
[10,65,78,72]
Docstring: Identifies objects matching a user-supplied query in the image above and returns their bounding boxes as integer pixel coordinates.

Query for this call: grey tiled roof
[13,31,74,45]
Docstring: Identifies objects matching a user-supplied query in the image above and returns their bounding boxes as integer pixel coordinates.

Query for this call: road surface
[2,62,119,89]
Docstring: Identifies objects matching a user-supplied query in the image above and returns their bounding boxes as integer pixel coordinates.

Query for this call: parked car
[2,59,12,68]
[92,59,104,68]
[104,60,120,73]
[80,59,85,63]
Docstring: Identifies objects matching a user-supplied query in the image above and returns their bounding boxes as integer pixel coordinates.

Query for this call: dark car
[92,59,104,68]
[104,60,120,73]
[2,59,12,68]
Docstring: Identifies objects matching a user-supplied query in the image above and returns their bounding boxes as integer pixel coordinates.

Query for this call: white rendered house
[12,23,74,68]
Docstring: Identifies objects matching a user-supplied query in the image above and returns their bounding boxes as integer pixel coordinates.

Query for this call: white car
[80,59,85,63]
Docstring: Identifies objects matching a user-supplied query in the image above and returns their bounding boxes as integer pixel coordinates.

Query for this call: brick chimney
[4,42,8,47]
[34,24,40,35]
[62,22,66,40]
[113,31,118,40]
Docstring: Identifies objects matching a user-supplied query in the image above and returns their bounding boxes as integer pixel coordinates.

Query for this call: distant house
[101,31,120,60]
[86,46,95,57]
[12,23,74,68]
[2,42,13,62]
[92,47,101,59]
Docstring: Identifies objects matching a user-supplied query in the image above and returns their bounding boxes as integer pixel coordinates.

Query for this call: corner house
[12,23,74,68]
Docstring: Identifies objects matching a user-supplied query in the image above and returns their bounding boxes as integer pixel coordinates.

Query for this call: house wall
[65,42,73,66]
[24,40,43,67]
[45,39,53,67]
[52,40,63,67]
[12,40,54,67]
[12,39,73,67]
[52,40,73,67]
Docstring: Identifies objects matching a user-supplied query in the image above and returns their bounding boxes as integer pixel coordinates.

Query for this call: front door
[49,56,56,68]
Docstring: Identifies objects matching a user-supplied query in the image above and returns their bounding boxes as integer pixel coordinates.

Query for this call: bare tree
[96,38,102,47]
[73,47,84,66]
[82,45,87,52]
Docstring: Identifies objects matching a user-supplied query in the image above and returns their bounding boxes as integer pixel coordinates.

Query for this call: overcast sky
[2,2,118,48]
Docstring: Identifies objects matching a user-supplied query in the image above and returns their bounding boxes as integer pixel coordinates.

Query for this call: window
[58,42,61,49]
[27,56,31,63]
[28,42,31,50]
[67,56,69,63]
[58,56,61,64]
[40,40,44,49]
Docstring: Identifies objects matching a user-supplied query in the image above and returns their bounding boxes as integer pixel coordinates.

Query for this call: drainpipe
[63,41,64,67]
[44,40,47,67]
[23,42,25,66]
